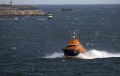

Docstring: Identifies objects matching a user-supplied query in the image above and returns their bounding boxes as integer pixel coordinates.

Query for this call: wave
[43,52,64,58]
[76,50,120,59]
[0,19,6,20]
[37,18,46,20]
[43,50,120,59]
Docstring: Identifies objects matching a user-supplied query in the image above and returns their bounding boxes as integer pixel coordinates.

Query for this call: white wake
[43,52,64,58]
[43,50,120,59]
[76,50,120,59]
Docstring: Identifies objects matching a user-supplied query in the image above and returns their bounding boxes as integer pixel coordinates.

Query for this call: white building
[10,0,13,5]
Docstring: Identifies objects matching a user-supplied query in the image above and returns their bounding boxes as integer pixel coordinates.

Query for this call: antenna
[72,31,76,38]
[75,28,79,38]
[66,27,80,39]
[70,30,77,39]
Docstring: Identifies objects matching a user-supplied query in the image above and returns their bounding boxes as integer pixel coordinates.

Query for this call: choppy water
[0,4,120,76]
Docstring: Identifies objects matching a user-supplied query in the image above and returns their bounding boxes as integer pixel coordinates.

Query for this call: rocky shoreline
[0,4,46,16]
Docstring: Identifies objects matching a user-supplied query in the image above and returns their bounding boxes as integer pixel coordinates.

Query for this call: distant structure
[48,12,52,19]
[61,8,74,11]
[10,0,13,5]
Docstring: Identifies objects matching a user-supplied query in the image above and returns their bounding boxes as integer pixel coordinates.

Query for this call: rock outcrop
[0,10,46,16]
[0,5,46,16]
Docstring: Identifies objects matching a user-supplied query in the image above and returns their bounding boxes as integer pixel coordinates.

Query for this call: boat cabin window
[68,45,77,47]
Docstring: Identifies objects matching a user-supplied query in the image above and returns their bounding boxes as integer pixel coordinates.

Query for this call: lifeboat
[62,31,86,58]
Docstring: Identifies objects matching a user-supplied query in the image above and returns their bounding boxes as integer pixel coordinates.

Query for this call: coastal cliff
[0,4,46,16]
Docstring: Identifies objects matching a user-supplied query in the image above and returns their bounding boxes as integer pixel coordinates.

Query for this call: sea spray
[43,50,120,59]
[43,52,64,58]
[77,50,120,59]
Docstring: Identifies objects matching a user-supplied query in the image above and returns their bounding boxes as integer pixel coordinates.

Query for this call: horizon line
[1,3,120,5]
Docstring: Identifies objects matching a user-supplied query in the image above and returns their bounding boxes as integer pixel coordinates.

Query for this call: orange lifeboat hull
[63,39,86,58]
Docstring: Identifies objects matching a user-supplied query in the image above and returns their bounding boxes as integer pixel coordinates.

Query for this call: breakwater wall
[0,5,46,16]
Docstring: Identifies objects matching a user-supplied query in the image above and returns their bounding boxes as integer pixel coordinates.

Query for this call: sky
[1,0,120,4]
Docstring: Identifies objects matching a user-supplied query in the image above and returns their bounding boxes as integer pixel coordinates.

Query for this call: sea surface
[0,4,120,76]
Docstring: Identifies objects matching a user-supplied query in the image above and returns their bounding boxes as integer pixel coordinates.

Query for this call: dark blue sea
[0,4,120,76]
